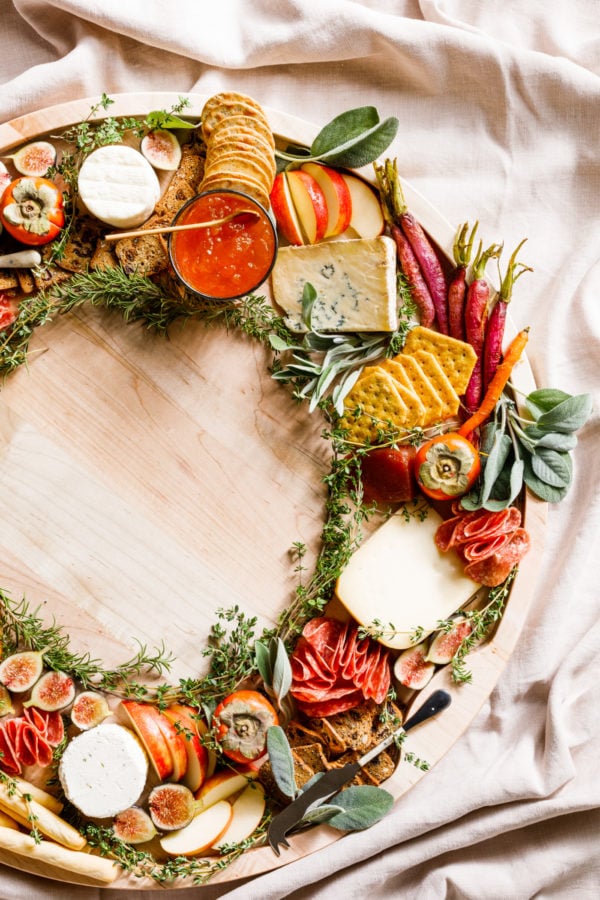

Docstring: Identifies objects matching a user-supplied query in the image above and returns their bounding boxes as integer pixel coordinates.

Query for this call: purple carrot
[448,221,478,341]
[463,240,502,413]
[483,239,532,391]
[375,159,448,332]
[390,224,436,328]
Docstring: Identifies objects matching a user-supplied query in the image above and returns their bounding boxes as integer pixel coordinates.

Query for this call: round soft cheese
[77,144,161,228]
[59,723,148,818]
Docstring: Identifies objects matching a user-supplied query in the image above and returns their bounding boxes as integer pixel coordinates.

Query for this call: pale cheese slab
[336,506,479,649]
[270,236,398,332]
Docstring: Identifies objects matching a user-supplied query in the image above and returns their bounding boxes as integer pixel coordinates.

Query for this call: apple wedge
[153,712,188,783]
[194,768,255,812]
[286,169,328,244]
[211,783,266,851]
[301,162,352,238]
[120,700,173,782]
[159,799,233,858]
[270,172,305,245]
[340,172,385,239]
[163,704,209,792]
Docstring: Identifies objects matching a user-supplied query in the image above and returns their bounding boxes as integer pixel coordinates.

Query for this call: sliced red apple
[159,799,233,857]
[286,169,328,244]
[196,719,217,779]
[120,700,174,782]
[270,171,304,245]
[163,704,209,793]
[340,172,385,239]
[211,782,266,851]
[301,162,352,238]
[154,712,188,783]
[194,768,255,812]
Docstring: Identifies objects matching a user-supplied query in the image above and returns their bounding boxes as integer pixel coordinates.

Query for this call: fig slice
[148,783,197,832]
[12,141,57,176]
[426,617,473,665]
[140,129,182,171]
[23,669,75,711]
[0,650,45,693]
[113,806,157,844]
[70,691,111,730]
[393,641,436,690]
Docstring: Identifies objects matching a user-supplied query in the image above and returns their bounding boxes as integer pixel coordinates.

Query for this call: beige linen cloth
[0,1,599,897]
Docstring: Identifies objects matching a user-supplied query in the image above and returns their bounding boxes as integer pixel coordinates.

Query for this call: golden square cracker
[340,369,411,443]
[402,326,477,395]
[408,349,460,418]
[376,361,427,427]
[391,354,443,425]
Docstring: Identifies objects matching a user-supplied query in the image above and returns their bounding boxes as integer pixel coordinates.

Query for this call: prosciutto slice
[0,707,62,775]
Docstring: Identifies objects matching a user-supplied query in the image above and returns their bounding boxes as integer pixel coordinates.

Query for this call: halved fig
[0,650,45,693]
[140,129,181,171]
[426,617,473,665]
[113,806,157,844]
[12,141,57,176]
[23,670,75,711]
[70,691,111,730]
[393,641,436,690]
[148,783,196,831]
[0,162,10,193]
[0,685,14,716]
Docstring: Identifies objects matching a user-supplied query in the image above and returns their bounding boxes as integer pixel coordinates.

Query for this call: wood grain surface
[0,94,546,889]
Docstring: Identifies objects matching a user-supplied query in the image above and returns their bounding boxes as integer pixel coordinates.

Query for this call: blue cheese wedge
[58,723,148,818]
[271,236,398,332]
[336,506,479,650]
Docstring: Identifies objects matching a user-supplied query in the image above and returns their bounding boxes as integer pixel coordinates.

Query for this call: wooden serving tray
[0,93,546,889]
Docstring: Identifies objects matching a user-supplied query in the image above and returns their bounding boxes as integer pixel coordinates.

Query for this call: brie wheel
[78,144,161,228]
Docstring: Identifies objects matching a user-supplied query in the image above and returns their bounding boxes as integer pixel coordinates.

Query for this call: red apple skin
[163,704,209,793]
[301,162,352,237]
[153,712,189,783]
[120,700,174,782]
[286,169,328,244]
[270,172,304,245]
[340,172,385,238]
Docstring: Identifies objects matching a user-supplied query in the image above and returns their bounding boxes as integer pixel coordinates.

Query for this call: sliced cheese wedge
[336,506,479,650]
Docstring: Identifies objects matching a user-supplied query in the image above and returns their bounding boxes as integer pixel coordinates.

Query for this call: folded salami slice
[454,506,521,544]
[0,724,21,775]
[461,532,513,562]
[464,528,531,586]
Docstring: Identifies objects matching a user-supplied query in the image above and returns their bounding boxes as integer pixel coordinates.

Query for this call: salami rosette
[290,616,391,717]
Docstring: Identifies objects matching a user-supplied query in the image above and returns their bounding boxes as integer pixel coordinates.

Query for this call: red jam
[169,190,277,300]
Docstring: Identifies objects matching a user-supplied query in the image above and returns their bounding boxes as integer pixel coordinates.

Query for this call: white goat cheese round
[59,723,148,818]
[77,144,161,228]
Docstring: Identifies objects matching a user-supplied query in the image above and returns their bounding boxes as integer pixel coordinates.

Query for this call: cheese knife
[267,688,451,855]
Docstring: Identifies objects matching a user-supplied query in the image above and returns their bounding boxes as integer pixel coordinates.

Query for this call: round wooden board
[0,93,546,889]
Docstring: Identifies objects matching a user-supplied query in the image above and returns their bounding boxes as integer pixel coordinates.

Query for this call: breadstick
[0,825,118,884]
[0,810,18,830]
[11,777,63,814]
[0,783,86,850]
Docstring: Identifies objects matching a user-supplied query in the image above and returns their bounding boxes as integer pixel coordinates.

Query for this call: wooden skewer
[105,209,259,242]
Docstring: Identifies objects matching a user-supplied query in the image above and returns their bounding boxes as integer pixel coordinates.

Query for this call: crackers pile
[339,327,477,444]
[199,92,276,211]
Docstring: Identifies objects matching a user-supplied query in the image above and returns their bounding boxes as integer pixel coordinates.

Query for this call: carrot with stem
[483,239,532,392]
[390,224,436,328]
[448,220,478,341]
[463,239,503,413]
[375,159,449,333]
[459,327,530,438]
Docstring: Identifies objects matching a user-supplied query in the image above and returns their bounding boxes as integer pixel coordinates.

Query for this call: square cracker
[390,354,443,425]
[340,368,411,444]
[402,326,477,395]
[372,361,427,428]
[409,349,460,418]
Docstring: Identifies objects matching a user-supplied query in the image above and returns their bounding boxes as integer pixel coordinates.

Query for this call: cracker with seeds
[339,368,411,443]
[403,326,477,395]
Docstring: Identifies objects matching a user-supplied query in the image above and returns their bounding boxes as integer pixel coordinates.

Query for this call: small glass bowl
[168,189,277,302]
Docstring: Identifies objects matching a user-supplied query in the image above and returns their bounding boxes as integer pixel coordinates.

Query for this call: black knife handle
[403,689,452,733]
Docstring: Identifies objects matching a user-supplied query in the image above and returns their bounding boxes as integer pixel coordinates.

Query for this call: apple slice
[270,172,305,245]
[163,704,209,793]
[340,172,385,239]
[120,700,174,782]
[154,712,188,783]
[211,783,266,851]
[194,768,255,812]
[286,169,328,244]
[159,799,233,857]
[196,719,217,779]
[301,162,352,238]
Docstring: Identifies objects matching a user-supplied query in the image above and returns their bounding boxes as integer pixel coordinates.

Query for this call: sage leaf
[300,803,344,826]
[269,334,292,352]
[523,427,578,451]
[536,393,593,433]
[526,388,571,417]
[481,431,512,504]
[531,447,573,488]
[523,455,570,502]
[146,111,195,130]
[301,283,318,329]
[326,785,394,831]
[315,117,399,168]
[311,107,381,157]
[254,640,273,686]
[266,726,297,799]
[271,639,292,702]
[484,458,524,510]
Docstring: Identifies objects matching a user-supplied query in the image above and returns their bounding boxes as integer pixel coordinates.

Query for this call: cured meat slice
[292,691,364,719]
[461,533,513,562]
[454,506,521,543]
[0,724,20,774]
[464,528,531,586]
[435,516,462,552]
